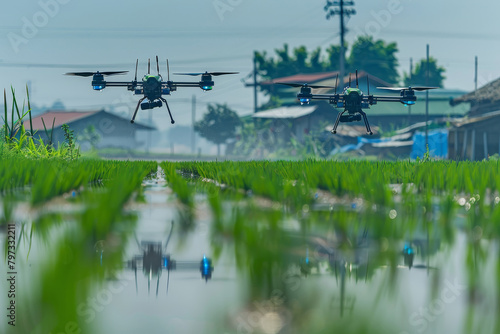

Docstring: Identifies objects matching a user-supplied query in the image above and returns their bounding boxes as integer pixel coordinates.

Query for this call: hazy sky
[1,0,499,128]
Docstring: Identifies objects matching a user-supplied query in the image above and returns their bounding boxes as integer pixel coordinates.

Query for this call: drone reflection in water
[95,221,214,297]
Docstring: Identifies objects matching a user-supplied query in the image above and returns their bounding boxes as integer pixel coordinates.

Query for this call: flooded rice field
[1,160,500,334]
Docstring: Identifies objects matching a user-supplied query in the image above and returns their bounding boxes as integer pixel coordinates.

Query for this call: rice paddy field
[2,154,500,334]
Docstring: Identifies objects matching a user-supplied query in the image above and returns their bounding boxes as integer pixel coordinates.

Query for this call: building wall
[33,111,149,149]
[449,128,500,161]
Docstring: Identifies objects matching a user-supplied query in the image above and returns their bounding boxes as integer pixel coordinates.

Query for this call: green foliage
[348,35,399,85]
[160,162,195,229]
[256,44,335,80]
[403,56,446,87]
[1,86,79,159]
[255,36,401,106]
[194,104,241,156]
[0,158,157,333]
[232,119,333,159]
[4,155,500,333]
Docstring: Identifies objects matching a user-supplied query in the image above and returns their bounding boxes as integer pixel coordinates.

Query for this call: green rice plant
[61,123,80,160]
[1,86,82,159]
[11,159,158,334]
[160,161,196,230]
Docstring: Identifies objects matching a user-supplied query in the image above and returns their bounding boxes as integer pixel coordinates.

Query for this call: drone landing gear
[160,97,175,124]
[331,110,373,135]
[331,110,347,134]
[131,97,147,124]
[359,110,373,135]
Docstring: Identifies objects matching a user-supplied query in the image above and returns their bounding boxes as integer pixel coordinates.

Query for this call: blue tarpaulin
[411,129,448,159]
[332,136,408,155]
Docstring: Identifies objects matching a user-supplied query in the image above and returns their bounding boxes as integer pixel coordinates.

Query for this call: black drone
[277,71,437,135]
[66,57,238,124]
[123,222,214,296]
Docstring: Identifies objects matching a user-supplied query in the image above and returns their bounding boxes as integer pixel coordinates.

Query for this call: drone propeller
[156,56,160,76]
[356,70,359,89]
[377,86,438,91]
[65,71,128,77]
[173,71,238,76]
[275,82,336,89]
[148,58,151,74]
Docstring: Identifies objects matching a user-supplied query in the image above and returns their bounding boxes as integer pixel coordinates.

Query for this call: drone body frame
[278,71,437,135]
[66,56,237,125]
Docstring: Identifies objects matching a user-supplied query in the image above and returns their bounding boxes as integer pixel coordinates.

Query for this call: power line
[369,29,500,41]
[0,55,250,69]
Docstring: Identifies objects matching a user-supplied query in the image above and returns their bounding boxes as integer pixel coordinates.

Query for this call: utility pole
[253,51,258,114]
[325,0,356,88]
[408,57,413,126]
[243,51,261,113]
[425,44,430,149]
[474,56,478,94]
[191,94,196,154]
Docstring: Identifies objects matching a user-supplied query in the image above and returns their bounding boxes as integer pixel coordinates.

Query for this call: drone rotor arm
[169,82,203,88]
[104,81,136,87]
[371,95,408,102]
[309,93,341,101]
[173,72,238,77]
[377,86,438,92]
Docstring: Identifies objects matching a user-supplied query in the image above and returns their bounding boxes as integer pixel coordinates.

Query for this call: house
[255,71,468,141]
[448,111,500,160]
[448,76,500,160]
[450,77,500,116]
[25,110,155,150]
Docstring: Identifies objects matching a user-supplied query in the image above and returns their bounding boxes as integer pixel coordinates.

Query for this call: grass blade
[26,84,33,136]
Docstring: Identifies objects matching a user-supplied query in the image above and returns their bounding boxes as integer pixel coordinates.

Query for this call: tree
[348,35,399,85]
[254,36,400,107]
[255,44,336,108]
[325,44,342,71]
[78,125,101,150]
[403,57,446,88]
[194,104,241,156]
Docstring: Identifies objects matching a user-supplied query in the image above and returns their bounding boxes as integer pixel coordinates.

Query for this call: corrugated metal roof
[451,77,500,105]
[453,109,500,127]
[252,106,317,119]
[27,111,99,130]
[268,71,340,85]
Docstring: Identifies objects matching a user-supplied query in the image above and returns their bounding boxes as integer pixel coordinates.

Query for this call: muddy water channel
[1,171,499,334]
